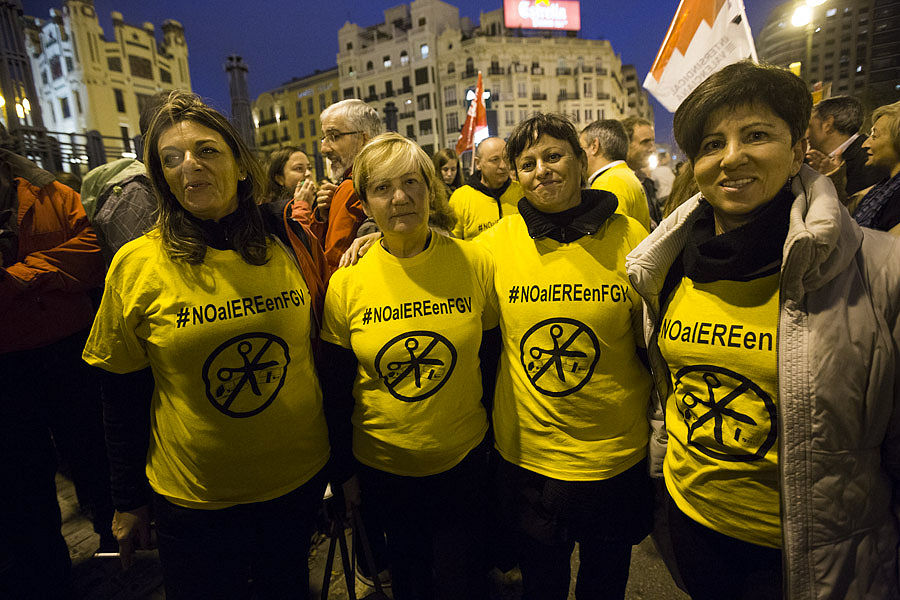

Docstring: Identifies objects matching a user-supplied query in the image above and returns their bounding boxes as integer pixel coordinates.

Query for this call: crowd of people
[2,60,900,600]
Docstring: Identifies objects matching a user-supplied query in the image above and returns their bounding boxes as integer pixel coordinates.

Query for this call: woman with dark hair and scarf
[626,61,900,600]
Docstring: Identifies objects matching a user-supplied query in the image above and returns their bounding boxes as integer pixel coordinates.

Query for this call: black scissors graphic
[216,339,278,407]
[528,324,588,383]
[681,372,757,447]
[386,337,444,389]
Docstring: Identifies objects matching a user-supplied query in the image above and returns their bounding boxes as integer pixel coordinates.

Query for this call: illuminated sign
[504,0,581,31]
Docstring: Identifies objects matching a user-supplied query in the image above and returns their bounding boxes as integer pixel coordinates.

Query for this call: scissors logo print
[374,331,457,402]
[202,333,290,418]
[519,318,600,397]
[673,365,777,462]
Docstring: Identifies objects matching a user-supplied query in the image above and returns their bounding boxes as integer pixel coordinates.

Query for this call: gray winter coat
[626,166,900,599]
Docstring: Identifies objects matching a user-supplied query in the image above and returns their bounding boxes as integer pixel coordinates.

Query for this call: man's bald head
[475,137,510,189]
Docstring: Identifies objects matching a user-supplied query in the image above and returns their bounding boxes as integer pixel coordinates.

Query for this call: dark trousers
[357,443,490,600]
[153,469,326,600]
[0,331,103,599]
[667,495,783,600]
[497,456,654,600]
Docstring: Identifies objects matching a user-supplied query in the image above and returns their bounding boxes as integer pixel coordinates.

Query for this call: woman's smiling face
[692,103,804,233]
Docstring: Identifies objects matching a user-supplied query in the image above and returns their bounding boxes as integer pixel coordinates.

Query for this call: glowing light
[807,0,826,6]
[0,95,5,108]
[121,151,137,159]
[22,98,30,113]
[15,103,24,119]
[792,5,812,27]
[647,154,659,170]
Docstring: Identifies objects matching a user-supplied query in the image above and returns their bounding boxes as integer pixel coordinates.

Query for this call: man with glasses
[313,99,382,274]
[449,137,523,240]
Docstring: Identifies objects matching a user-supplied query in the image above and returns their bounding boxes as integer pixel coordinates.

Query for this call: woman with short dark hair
[479,113,654,600]
[627,61,900,599]
[84,91,330,599]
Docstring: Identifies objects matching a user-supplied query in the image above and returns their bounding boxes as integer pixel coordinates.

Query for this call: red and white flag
[644,0,757,112]
[456,71,488,160]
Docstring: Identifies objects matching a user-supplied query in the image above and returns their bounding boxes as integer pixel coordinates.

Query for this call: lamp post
[791,0,828,86]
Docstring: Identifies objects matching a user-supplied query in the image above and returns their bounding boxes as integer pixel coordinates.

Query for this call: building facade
[336,0,635,155]
[24,0,190,147]
[621,64,653,121]
[756,0,899,111]
[251,66,340,180]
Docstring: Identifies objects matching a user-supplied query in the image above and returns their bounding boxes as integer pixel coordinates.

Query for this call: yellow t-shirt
[449,181,523,239]
[478,214,652,481]
[591,162,651,232]
[659,272,781,548]
[321,233,497,477]
[83,233,330,510]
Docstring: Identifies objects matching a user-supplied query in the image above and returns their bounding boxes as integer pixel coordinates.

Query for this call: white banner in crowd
[644,0,758,112]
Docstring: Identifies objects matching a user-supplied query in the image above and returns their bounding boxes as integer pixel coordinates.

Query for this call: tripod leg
[321,519,339,600]
[337,520,357,600]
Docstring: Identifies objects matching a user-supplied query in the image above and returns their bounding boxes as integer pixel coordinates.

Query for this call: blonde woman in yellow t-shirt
[320,132,499,600]
[477,113,654,600]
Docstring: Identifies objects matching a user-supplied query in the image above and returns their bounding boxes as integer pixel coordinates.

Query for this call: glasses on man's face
[321,130,362,144]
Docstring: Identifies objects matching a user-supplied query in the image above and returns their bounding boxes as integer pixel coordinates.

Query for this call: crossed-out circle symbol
[519,317,600,397]
[374,330,457,402]
[202,332,290,418]
[673,364,777,462]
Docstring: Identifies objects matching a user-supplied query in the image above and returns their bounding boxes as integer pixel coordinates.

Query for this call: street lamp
[791,0,828,85]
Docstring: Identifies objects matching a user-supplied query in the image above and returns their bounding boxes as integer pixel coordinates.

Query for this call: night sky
[24,0,786,148]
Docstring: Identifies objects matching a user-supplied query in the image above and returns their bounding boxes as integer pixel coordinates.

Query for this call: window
[517,82,527,98]
[332,91,339,103]
[366,61,373,71]
[160,68,172,83]
[383,56,392,68]
[574,109,580,122]
[402,76,411,90]
[465,58,474,74]
[65,56,74,72]
[343,87,354,99]
[420,44,429,59]
[368,85,376,99]
[447,62,455,74]
[309,119,316,135]
[319,93,326,109]
[346,42,353,50]
[583,80,592,97]
[59,97,71,119]
[505,109,514,126]
[50,56,62,79]
[114,88,126,113]
[120,126,131,152]
[400,51,409,66]
[298,121,305,138]
[417,94,431,111]
[128,55,153,79]
[419,119,432,135]
[41,70,48,85]
[585,109,593,121]
[444,86,457,106]
[415,67,428,85]
[307,98,314,114]
[296,100,303,117]
[406,124,415,137]
[348,65,355,76]
[519,109,528,121]
[447,112,459,133]
[74,90,82,114]
[418,17,426,26]
[385,80,394,96]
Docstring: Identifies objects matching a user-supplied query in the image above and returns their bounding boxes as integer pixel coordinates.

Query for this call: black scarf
[519,189,618,243]
[681,183,793,284]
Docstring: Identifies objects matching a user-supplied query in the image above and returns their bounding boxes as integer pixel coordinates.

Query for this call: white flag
[644,0,757,112]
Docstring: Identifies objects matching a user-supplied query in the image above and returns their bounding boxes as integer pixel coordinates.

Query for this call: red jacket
[1,177,104,353]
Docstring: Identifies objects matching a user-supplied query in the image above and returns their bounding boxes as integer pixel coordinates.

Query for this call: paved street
[61,473,687,599]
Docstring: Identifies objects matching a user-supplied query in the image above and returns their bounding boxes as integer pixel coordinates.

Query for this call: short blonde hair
[353,133,446,211]
[871,101,900,158]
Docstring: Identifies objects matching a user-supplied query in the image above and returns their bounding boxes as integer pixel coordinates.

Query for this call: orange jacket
[1,177,104,353]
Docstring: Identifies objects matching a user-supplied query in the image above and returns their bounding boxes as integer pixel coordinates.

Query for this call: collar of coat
[518,188,617,243]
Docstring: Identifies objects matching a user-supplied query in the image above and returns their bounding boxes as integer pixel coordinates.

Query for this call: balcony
[557,91,580,101]
[531,67,544,75]
[556,67,572,76]
[364,94,378,102]
[381,90,395,98]
[257,116,276,126]
[596,92,611,100]
[577,65,594,74]
[445,99,457,107]
[462,69,477,79]
[488,65,505,75]
[398,87,412,94]
[532,92,547,100]
[398,111,415,119]
[597,68,609,76]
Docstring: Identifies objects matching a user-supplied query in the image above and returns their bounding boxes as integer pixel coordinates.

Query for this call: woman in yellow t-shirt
[320,133,498,600]
[83,92,330,599]
[476,113,654,600]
